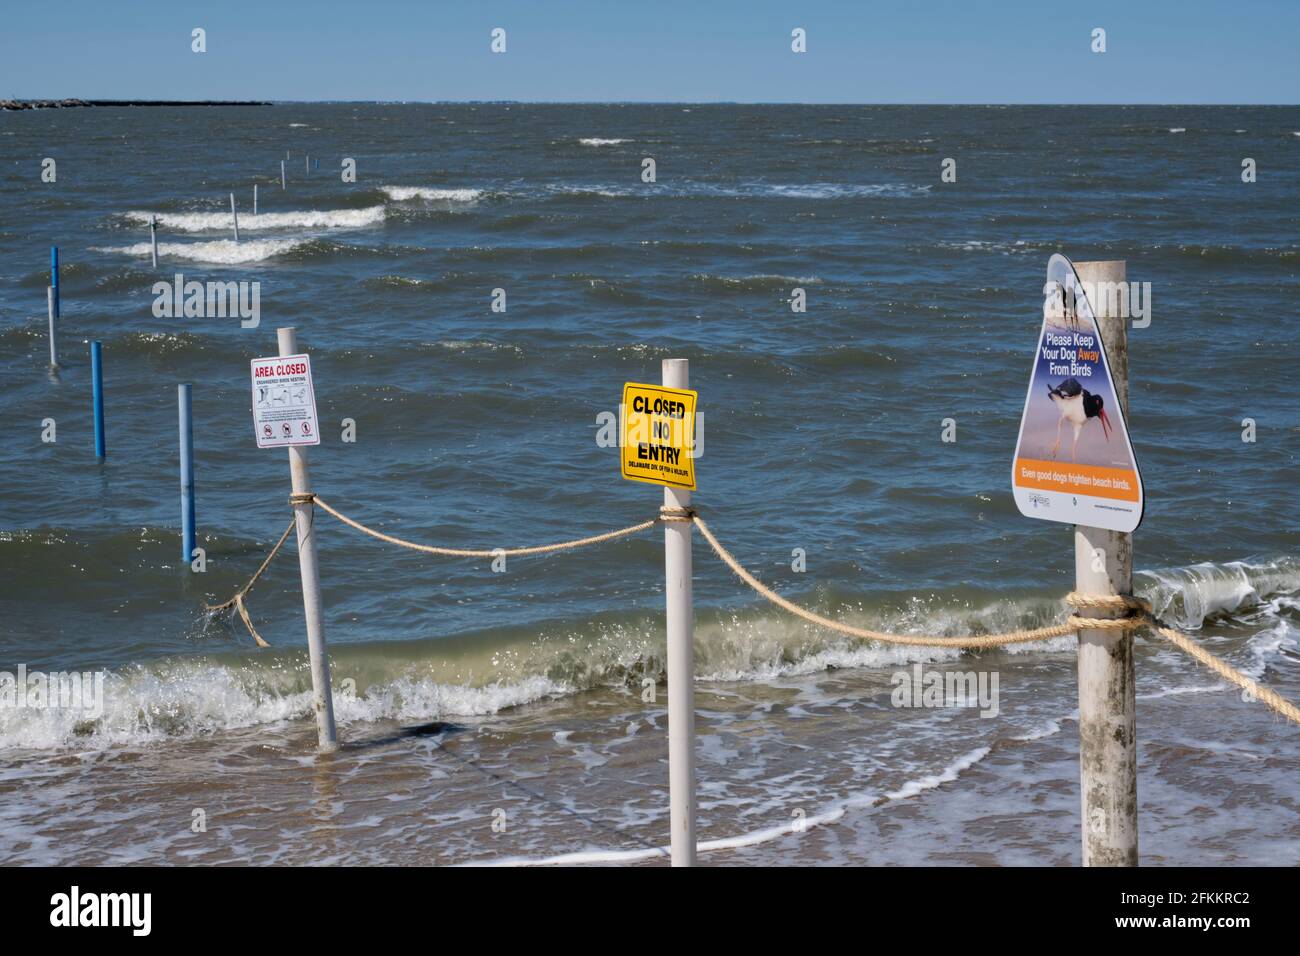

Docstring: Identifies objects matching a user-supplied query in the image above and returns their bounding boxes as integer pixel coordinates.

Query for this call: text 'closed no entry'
[620,382,698,490]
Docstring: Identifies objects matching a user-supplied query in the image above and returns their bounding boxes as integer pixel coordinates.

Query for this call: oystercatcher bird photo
[1046,377,1112,462]
[1044,279,1082,331]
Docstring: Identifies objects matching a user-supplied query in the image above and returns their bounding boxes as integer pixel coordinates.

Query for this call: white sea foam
[0,590,1041,753]
[756,182,930,199]
[1137,556,1300,629]
[687,272,824,289]
[92,239,308,264]
[1243,619,1299,682]
[1169,127,1187,133]
[124,207,384,231]
[488,744,994,866]
[545,181,929,200]
[881,745,990,802]
[1011,714,1070,742]
[578,137,631,146]
[332,674,571,726]
[937,238,1032,255]
[0,662,573,752]
[380,185,484,202]
[551,185,626,198]
[6,555,1292,753]
[699,641,963,683]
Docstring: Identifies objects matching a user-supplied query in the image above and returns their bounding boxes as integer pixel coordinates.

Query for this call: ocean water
[0,104,1297,865]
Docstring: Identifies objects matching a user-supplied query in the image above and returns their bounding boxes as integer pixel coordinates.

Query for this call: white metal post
[46,286,58,367]
[278,326,339,752]
[662,357,696,866]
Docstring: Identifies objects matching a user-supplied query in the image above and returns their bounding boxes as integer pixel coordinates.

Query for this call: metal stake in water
[91,341,106,458]
[47,286,58,367]
[50,246,59,318]
[178,384,197,568]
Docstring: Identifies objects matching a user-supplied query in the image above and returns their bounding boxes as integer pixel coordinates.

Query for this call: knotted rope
[205,499,1299,725]
[692,516,1299,725]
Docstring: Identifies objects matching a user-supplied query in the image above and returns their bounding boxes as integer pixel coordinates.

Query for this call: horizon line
[6,98,1300,107]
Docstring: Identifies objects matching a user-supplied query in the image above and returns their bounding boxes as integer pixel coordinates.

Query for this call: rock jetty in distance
[2,99,271,110]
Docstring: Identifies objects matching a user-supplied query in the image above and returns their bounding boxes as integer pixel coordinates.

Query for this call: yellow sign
[620,382,698,490]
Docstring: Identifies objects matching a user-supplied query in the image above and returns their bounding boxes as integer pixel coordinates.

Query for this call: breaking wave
[91,239,310,264]
[122,207,385,231]
[0,555,1292,752]
[380,186,485,202]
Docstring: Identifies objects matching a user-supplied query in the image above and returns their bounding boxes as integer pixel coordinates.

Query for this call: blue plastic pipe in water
[178,384,196,567]
[50,246,59,318]
[91,341,105,458]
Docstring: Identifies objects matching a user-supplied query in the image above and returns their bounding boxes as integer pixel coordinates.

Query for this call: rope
[692,516,1300,725]
[203,499,1300,726]
[693,517,1079,648]
[203,520,295,647]
[232,593,270,649]
[1147,619,1300,724]
[309,495,657,558]
[1072,592,1300,723]
[205,496,660,644]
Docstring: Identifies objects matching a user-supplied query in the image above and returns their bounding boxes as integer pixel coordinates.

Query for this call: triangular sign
[1011,254,1144,533]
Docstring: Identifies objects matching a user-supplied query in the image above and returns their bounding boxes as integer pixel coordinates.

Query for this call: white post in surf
[46,286,58,367]
[305,154,310,175]
[662,357,697,866]
[278,326,339,753]
[1072,259,1137,866]
[149,215,158,268]
[230,192,240,243]
[281,160,287,190]
[253,183,258,216]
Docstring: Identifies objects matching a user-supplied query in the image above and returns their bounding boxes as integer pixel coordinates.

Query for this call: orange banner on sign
[1014,458,1141,502]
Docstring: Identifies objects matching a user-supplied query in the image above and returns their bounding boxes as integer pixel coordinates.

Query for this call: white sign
[251,353,320,448]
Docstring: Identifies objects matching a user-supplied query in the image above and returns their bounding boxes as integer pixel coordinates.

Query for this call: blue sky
[2,0,1297,103]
